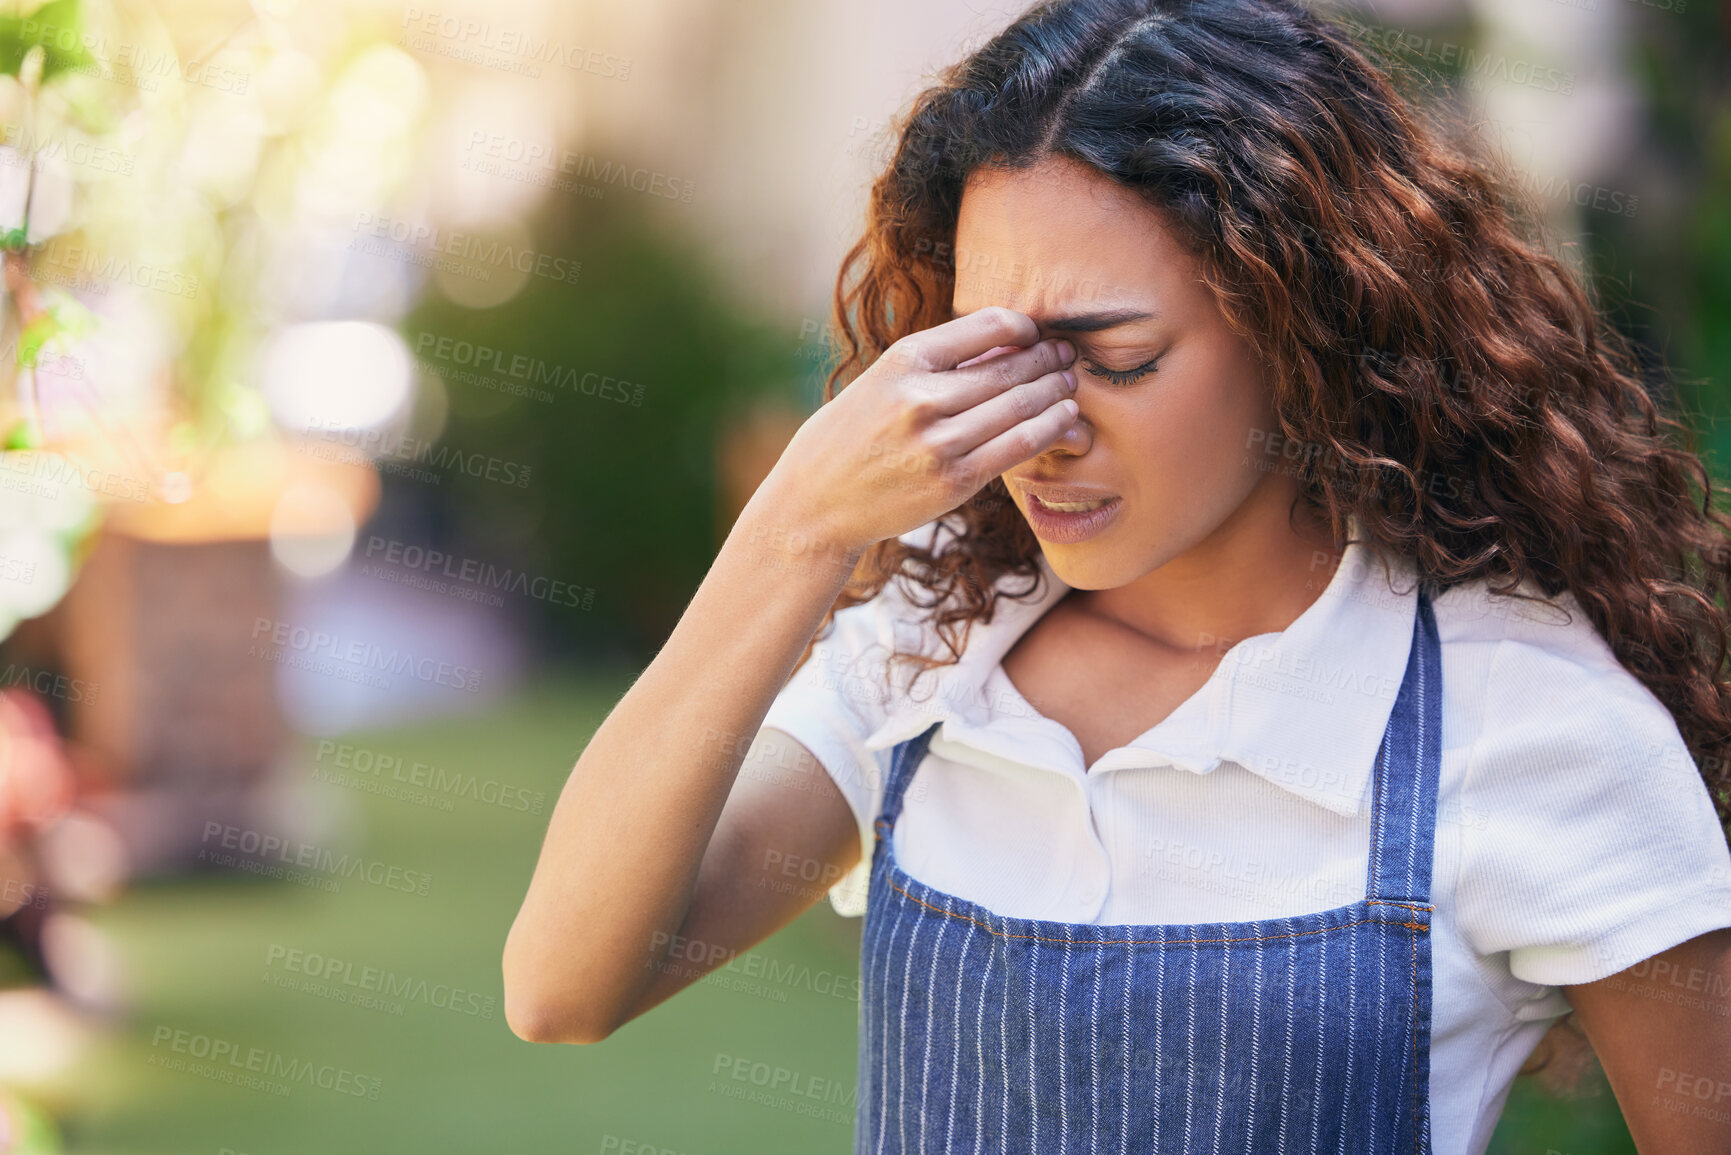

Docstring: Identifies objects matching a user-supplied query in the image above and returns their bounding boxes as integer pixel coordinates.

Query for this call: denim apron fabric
[855,582,1441,1155]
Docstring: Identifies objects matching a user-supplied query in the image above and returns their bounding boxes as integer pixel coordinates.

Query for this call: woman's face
[951,154,1295,591]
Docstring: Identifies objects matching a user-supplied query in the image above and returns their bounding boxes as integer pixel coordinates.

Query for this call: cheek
[1107,357,1274,487]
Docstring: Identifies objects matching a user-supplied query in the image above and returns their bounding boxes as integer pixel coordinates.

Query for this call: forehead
[950,156,1191,317]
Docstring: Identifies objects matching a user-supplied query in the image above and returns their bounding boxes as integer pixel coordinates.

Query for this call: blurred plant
[0,1085,62,1153]
[402,191,801,660]
[1607,2,1731,474]
[0,1,107,643]
[0,0,442,646]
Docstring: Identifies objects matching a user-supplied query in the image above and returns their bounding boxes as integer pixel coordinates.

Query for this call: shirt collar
[861,514,1420,817]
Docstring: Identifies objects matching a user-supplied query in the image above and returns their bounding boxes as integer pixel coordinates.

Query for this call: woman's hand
[753,306,1080,552]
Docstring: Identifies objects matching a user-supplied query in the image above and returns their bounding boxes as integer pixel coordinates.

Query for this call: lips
[1016,480,1124,544]
[1030,493,1112,513]
[1017,481,1120,510]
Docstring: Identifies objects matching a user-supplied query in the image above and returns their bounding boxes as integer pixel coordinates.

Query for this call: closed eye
[1081,354,1162,386]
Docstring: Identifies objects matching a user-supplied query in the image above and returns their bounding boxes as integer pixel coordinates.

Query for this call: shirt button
[1077,882,1102,906]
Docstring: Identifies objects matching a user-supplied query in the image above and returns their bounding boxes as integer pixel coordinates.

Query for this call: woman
[502,1,1731,1151]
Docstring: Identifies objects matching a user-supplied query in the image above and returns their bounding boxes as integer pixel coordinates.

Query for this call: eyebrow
[948,306,1157,332]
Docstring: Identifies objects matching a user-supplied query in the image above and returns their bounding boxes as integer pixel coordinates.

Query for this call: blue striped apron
[856,582,1441,1154]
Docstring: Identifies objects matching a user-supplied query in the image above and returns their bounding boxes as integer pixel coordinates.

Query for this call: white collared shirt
[758,516,1731,1155]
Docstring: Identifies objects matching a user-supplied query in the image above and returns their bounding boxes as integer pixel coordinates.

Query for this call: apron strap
[1364,579,1444,905]
[873,719,941,843]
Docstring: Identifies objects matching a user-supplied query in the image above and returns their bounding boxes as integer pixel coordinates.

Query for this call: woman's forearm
[502,308,1077,1044]
[501,491,862,1044]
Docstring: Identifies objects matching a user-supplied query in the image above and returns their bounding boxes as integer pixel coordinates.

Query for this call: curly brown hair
[795,0,1731,847]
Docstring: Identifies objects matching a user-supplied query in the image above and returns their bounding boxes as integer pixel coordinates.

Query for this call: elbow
[501,950,620,1044]
[503,986,619,1045]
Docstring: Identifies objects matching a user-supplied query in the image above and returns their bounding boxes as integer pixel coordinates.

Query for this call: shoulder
[1432,575,1685,771]
[806,519,953,665]
[763,518,970,921]
[776,518,963,732]
[805,515,1004,669]
[1433,576,1731,985]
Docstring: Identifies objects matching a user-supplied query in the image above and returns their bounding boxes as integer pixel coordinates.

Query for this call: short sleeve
[757,518,960,918]
[760,598,893,919]
[1455,637,1731,988]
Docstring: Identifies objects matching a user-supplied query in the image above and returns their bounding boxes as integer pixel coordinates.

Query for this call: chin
[1037,544,1138,591]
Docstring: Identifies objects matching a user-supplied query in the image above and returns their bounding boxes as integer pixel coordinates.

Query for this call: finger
[898,305,1039,373]
[936,368,1078,453]
[956,344,1019,369]
[953,395,1081,483]
[937,339,1075,417]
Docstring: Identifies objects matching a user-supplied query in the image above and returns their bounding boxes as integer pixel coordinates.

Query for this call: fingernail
[1062,370,1076,390]
[1056,340,1076,362]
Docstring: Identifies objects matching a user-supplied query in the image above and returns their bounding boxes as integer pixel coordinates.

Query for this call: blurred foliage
[399,192,807,660]
[0,0,443,641]
[1341,3,1731,486]
[1608,2,1731,473]
[1488,1076,1635,1155]
[0,0,93,86]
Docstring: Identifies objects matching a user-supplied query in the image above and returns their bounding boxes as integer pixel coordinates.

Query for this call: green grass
[39,673,1632,1153]
[65,674,864,1155]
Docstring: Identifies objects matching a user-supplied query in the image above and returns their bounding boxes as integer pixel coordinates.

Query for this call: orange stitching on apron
[884,873,1431,945]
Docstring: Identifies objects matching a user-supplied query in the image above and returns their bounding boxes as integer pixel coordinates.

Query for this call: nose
[1046,405,1093,456]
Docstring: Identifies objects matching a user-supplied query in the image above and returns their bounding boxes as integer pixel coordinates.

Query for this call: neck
[1077,487,1343,654]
